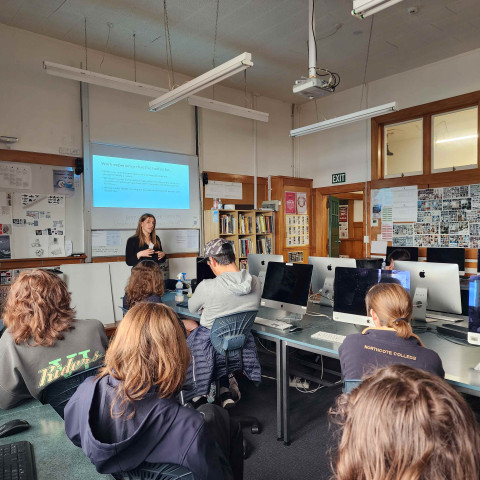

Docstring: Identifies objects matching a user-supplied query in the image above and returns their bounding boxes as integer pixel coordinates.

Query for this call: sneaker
[229,375,241,402]
[289,376,310,389]
[220,391,235,409]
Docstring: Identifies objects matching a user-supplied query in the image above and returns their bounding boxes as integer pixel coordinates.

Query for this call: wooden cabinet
[203,210,275,268]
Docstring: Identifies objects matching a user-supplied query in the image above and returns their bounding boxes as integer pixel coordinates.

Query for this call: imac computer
[308,256,357,306]
[426,247,465,276]
[261,262,313,321]
[333,267,410,327]
[356,258,383,269]
[395,260,462,321]
[247,253,284,291]
[386,246,419,263]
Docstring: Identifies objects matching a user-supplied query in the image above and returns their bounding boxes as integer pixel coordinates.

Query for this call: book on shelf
[255,237,272,254]
[239,238,253,257]
[239,259,248,270]
[238,214,253,234]
[220,214,236,234]
[256,214,272,234]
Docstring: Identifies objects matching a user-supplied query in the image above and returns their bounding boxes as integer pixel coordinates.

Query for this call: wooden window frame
[371,90,480,188]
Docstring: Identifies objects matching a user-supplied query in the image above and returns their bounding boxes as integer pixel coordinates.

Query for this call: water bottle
[175,273,184,302]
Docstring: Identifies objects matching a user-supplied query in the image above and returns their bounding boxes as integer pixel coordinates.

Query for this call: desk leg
[282,341,290,445]
[276,338,283,441]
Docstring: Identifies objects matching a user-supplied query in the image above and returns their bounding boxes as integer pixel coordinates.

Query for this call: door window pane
[384,119,423,177]
[432,106,478,172]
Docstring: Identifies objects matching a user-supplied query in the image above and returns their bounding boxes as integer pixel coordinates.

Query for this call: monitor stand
[279,312,303,324]
[319,276,334,307]
[412,287,427,321]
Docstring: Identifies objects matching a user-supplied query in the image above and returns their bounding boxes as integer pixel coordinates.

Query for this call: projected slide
[92,155,190,209]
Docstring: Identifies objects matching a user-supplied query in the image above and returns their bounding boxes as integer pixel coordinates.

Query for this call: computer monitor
[333,267,411,327]
[247,253,284,276]
[308,256,357,306]
[395,260,462,320]
[426,247,465,275]
[386,246,419,263]
[261,262,313,319]
[196,257,216,285]
[356,258,383,269]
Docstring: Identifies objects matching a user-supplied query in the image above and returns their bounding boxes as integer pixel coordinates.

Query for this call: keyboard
[425,312,463,322]
[176,301,189,308]
[311,331,346,344]
[0,441,37,480]
[436,324,468,340]
[254,317,292,331]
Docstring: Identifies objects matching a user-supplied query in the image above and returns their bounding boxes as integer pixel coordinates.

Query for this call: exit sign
[332,172,346,184]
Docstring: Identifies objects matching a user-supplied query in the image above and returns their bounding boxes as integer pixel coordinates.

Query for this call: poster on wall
[11,193,66,258]
[285,215,309,246]
[53,170,75,197]
[296,192,307,214]
[285,192,296,214]
[339,205,348,239]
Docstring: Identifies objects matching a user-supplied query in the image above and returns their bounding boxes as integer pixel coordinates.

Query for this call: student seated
[64,302,242,480]
[339,282,444,380]
[122,260,164,311]
[329,364,480,480]
[385,247,410,269]
[0,269,108,409]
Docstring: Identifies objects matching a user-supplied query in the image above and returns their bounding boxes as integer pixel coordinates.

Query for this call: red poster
[285,191,296,214]
[339,205,348,223]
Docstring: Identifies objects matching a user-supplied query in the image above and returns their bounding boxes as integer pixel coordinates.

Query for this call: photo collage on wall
[285,191,309,246]
[389,184,480,248]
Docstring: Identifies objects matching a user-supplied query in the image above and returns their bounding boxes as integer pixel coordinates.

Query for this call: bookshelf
[204,209,275,269]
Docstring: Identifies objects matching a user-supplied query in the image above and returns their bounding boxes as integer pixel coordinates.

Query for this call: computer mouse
[0,419,30,438]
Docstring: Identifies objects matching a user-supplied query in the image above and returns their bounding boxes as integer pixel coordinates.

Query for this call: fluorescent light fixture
[436,134,478,144]
[290,102,397,137]
[43,61,168,97]
[352,0,404,18]
[149,52,253,112]
[187,96,269,122]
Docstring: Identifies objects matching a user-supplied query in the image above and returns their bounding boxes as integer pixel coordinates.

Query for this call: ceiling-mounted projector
[293,77,335,99]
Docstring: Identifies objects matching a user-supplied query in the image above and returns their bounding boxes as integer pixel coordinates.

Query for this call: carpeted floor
[231,373,343,480]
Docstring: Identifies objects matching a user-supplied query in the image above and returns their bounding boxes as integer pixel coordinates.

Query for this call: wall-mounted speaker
[75,158,84,175]
[202,172,208,185]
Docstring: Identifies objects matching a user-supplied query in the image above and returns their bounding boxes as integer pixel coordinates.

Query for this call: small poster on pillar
[285,191,296,214]
[296,192,307,215]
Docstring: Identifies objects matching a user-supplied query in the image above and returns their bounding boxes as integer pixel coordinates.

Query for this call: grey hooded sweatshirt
[188,270,261,328]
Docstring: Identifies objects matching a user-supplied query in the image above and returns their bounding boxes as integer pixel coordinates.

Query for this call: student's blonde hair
[3,269,75,346]
[99,302,190,418]
[330,364,480,480]
[124,260,164,308]
[365,283,413,339]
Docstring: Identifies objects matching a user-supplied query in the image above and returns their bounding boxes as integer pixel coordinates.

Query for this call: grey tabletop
[0,400,114,480]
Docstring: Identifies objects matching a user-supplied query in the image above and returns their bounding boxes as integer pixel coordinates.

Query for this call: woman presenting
[125,213,166,267]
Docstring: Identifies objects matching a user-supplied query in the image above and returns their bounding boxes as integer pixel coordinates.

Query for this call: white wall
[297,47,480,188]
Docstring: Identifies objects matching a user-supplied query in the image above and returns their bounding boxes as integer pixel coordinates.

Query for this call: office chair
[114,462,193,480]
[344,379,361,394]
[209,310,261,436]
[42,366,100,418]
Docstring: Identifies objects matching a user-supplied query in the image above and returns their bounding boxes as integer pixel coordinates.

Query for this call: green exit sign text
[332,172,346,184]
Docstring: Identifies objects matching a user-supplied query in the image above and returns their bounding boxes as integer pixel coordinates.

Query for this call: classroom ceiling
[2,0,480,104]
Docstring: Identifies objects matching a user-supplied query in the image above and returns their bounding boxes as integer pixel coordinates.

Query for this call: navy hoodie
[64,376,233,480]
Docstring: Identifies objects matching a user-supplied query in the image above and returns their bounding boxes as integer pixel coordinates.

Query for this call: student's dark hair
[125,260,164,308]
[386,248,410,266]
[211,244,236,265]
[329,364,480,480]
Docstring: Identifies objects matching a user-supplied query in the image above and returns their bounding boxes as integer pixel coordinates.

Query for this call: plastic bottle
[175,273,184,302]
[213,198,218,209]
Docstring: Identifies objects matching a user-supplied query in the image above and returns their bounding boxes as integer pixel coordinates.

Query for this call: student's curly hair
[125,260,165,308]
[3,269,75,347]
[99,302,190,419]
[329,364,480,480]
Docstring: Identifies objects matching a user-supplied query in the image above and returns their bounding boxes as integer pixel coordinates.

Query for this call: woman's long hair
[329,364,480,480]
[3,269,75,346]
[134,213,161,249]
[99,302,190,418]
[125,260,164,308]
[365,283,414,339]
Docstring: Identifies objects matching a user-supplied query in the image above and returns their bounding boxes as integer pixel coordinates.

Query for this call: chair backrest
[209,310,258,358]
[42,366,100,418]
[115,462,194,480]
[344,379,362,394]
